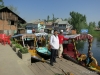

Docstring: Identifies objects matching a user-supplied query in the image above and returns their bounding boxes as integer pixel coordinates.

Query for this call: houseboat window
[63,25,66,27]
[59,25,62,27]
[11,20,14,25]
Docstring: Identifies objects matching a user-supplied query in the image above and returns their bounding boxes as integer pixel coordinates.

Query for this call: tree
[69,11,87,33]
[0,0,4,8]
[88,22,96,34]
[98,21,100,28]
[52,14,54,22]
[7,5,19,15]
[47,15,50,22]
[64,18,67,21]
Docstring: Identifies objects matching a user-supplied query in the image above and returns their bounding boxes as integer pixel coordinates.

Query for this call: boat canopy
[34,32,48,36]
[12,32,48,38]
[64,34,93,40]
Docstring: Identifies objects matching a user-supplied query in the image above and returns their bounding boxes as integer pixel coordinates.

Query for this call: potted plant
[11,41,16,49]
[18,47,31,64]
[14,43,22,53]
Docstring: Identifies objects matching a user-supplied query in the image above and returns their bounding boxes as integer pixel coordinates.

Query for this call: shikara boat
[12,33,45,62]
[36,47,51,60]
[35,33,51,59]
[63,34,100,73]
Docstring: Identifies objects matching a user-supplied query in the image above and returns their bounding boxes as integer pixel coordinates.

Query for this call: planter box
[15,48,20,53]
[13,47,20,53]
[12,44,16,50]
[18,51,31,65]
[10,41,12,47]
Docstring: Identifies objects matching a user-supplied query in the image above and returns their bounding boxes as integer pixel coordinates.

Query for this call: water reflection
[76,37,100,65]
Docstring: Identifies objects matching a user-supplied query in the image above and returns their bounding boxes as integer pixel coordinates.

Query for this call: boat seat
[64,50,76,58]
[67,43,74,51]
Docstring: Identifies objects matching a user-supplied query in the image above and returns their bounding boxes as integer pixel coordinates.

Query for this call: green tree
[7,5,19,15]
[69,11,87,33]
[0,0,4,8]
[52,14,54,22]
[47,15,50,22]
[98,21,100,28]
[88,22,96,34]
[64,18,67,21]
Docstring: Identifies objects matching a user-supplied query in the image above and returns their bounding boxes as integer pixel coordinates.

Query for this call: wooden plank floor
[29,58,99,75]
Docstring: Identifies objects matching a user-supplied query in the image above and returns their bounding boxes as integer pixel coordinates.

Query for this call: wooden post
[72,38,78,58]
[88,39,92,53]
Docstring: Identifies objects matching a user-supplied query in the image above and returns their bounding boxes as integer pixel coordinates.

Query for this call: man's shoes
[53,61,57,63]
[50,63,53,66]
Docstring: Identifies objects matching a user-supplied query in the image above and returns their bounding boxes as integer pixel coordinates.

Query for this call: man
[86,51,98,66]
[32,29,35,33]
[49,30,59,66]
[58,30,69,58]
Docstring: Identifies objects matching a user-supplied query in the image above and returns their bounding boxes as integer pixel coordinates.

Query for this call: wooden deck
[29,58,99,75]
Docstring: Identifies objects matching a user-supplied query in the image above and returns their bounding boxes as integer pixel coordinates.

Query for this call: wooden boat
[36,47,51,60]
[63,34,100,73]
[12,33,46,62]
[34,33,51,60]
[28,49,45,63]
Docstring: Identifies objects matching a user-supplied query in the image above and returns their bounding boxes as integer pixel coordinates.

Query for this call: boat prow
[28,49,45,62]
[36,47,51,60]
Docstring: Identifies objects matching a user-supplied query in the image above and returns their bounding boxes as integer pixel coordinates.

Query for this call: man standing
[58,30,69,58]
[49,30,59,66]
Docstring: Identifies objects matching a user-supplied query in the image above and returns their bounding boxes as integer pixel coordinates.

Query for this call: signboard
[81,29,88,34]
[26,30,32,34]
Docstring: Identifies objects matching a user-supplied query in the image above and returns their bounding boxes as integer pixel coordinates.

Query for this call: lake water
[76,37,100,65]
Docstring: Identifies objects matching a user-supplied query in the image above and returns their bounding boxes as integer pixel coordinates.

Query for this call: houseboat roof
[0,7,26,23]
[58,21,69,25]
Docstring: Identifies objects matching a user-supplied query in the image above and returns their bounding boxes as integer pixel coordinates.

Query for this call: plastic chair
[0,34,11,45]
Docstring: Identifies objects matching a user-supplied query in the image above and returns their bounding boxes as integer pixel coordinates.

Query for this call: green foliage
[12,41,16,44]
[98,21,100,28]
[19,47,28,54]
[47,15,50,22]
[0,0,4,8]
[7,5,19,15]
[18,24,26,28]
[69,11,87,33]
[76,40,85,51]
[88,22,96,35]
[15,43,22,48]
[10,38,13,41]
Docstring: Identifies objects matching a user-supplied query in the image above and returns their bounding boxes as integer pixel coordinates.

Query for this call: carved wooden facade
[0,7,26,35]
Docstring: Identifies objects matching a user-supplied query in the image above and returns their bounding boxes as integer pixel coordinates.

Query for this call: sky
[3,0,100,24]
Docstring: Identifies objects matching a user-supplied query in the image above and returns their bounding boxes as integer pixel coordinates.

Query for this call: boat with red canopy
[63,34,100,73]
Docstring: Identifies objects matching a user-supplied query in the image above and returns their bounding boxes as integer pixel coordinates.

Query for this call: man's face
[54,31,58,35]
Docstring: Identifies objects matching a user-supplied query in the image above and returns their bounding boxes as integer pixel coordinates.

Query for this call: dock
[29,58,99,75]
[0,44,99,75]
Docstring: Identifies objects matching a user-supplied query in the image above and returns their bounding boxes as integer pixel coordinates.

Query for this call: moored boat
[63,34,100,73]
[12,33,46,62]
[35,33,51,60]
[36,47,51,60]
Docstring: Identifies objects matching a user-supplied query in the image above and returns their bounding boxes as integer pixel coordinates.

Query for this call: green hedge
[19,47,28,54]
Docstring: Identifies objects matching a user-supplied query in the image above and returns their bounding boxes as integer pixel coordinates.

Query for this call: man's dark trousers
[50,49,57,65]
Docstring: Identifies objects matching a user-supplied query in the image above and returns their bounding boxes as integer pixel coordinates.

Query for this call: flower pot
[18,51,31,65]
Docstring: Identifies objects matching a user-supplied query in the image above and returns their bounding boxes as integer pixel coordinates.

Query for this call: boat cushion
[67,44,74,51]
[36,47,51,55]
[63,50,76,58]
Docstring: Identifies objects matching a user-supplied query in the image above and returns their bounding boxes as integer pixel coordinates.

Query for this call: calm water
[76,37,100,65]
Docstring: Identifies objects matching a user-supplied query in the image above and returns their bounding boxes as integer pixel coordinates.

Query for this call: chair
[0,34,11,45]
